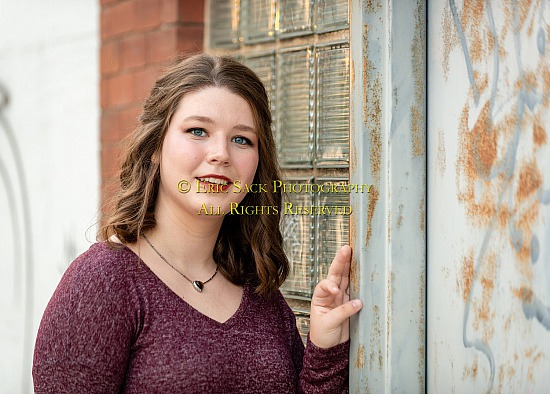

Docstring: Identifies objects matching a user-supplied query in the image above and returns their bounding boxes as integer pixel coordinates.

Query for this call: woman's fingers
[323,299,363,329]
[312,279,340,302]
[326,245,352,286]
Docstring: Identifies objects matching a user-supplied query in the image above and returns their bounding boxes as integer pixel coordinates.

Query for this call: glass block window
[315,43,349,166]
[280,179,315,297]
[209,0,239,48]
[315,0,349,33]
[277,0,314,38]
[241,0,276,43]
[287,298,312,344]
[242,53,276,133]
[315,179,350,280]
[207,0,350,342]
[277,47,314,167]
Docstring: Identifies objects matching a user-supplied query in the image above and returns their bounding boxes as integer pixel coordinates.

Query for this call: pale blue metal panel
[428,0,550,392]
[349,0,426,392]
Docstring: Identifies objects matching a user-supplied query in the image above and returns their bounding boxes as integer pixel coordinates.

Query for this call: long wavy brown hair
[99,53,288,296]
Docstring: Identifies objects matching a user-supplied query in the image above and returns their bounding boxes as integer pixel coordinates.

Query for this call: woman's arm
[309,245,362,349]
[33,247,136,393]
[293,245,362,393]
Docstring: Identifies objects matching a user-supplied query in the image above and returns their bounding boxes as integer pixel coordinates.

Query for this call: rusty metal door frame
[349,0,426,391]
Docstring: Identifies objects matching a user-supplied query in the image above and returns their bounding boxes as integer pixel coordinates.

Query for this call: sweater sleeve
[282,294,350,394]
[298,336,350,394]
[33,246,137,393]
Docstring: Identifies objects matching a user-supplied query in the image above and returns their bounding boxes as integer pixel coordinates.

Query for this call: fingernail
[352,300,361,309]
[332,285,339,292]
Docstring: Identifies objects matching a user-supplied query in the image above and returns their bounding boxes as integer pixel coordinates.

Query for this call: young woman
[33,53,362,393]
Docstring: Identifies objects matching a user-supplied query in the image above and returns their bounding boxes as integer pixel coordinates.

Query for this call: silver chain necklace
[142,234,218,293]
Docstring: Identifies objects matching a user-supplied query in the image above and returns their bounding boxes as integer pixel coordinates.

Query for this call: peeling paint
[355,345,365,369]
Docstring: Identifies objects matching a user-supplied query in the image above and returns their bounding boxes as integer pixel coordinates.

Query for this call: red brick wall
[100,0,204,214]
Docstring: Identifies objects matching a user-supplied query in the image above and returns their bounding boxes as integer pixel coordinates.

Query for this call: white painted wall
[0,1,99,392]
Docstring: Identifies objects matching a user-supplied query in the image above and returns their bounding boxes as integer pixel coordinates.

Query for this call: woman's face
[156,86,259,220]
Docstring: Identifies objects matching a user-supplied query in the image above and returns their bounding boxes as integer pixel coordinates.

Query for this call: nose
[206,134,230,165]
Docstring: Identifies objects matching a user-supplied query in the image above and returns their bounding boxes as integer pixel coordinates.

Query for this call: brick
[100,79,109,109]
[132,66,161,103]
[119,106,142,138]
[102,0,135,38]
[146,28,178,64]
[101,110,121,143]
[177,25,204,54]
[106,73,134,107]
[161,0,178,23]
[101,41,119,75]
[178,0,204,23]
[120,34,146,70]
[135,0,161,30]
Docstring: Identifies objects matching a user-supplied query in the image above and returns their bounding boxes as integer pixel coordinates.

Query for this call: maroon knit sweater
[33,243,349,393]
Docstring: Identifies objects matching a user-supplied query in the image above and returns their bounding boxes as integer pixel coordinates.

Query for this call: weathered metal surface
[349,0,426,391]
[428,0,550,392]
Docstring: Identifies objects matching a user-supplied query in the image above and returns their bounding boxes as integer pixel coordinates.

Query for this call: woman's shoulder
[58,242,141,296]
[68,242,138,275]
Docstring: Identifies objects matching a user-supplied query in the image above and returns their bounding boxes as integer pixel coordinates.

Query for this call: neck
[144,193,224,275]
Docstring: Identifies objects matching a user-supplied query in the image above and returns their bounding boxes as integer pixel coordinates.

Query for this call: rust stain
[350,256,359,294]
[472,102,497,178]
[522,345,545,383]
[472,254,497,342]
[362,24,369,126]
[355,345,365,369]
[496,363,517,392]
[463,357,479,379]
[418,267,426,391]
[365,0,382,13]
[461,0,485,30]
[366,188,379,247]
[456,102,511,227]
[350,214,359,294]
[458,251,474,303]
[517,0,533,32]
[442,2,459,80]
[515,160,542,203]
[473,70,489,93]
[419,194,425,233]
[397,204,404,228]
[349,141,358,174]
[533,118,547,147]
[361,22,382,248]
[543,66,550,101]
[411,106,424,157]
[437,129,446,175]
[498,205,511,228]
[369,305,383,371]
[411,0,425,158]
[469,30,485,63]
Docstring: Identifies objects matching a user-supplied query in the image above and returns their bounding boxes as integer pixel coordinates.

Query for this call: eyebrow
[182,115,257,133]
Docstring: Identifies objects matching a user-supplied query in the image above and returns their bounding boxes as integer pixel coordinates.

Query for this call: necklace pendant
[192,281,204,293]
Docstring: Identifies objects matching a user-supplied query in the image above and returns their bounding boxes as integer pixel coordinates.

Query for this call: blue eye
[232,136,252,146]
[188,128,206,137]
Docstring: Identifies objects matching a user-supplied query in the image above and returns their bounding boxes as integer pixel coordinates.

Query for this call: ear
[151,152,160,164]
